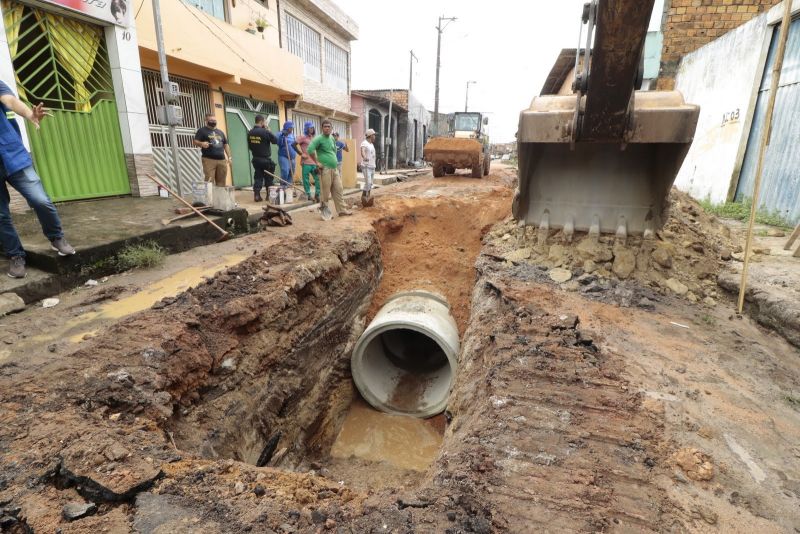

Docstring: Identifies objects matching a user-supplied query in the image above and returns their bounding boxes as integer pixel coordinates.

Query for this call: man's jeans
[0,164,63,258]
[278,155,295,188]
[362,167,375,192]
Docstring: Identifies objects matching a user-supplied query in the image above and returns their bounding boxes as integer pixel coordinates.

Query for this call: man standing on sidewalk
[296,121,319,202]
[0,80,75,279]
[360,129,377,206]
[307,119,352,219]
[247,115,278,202]
[277,121,300,189]
[193,112,231,187]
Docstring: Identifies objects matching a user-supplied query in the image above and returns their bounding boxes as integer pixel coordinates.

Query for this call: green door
[3,1,130,201]
[224,94,280,189]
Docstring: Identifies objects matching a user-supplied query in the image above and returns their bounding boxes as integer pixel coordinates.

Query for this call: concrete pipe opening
[351,291,459,418]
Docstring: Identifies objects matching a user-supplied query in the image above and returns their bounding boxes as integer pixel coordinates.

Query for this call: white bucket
[284,187,293,204]
[268,186,280,204]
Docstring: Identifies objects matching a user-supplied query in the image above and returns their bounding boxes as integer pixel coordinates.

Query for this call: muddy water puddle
[330,398,444,472]
[28,254,246,347]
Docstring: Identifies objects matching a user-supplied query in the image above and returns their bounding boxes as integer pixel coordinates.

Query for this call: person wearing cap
[296,121,320,202]
[333,132,348,177]
[0,78,76,279]
[247,114,278,202]
[277,121,300,189]
[307,119,351,218]
[360,129,377,205]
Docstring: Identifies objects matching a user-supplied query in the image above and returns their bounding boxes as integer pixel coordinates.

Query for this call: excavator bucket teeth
[513,91,699,236]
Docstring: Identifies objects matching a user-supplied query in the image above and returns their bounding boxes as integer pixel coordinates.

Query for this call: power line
[178,1,280,87]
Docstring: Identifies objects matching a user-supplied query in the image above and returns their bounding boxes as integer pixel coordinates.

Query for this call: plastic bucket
[284,187,294,204]
[268,186,280,204]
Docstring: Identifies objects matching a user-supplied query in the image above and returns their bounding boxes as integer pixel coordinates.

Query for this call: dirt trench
[2,167,797,533]
[0,175,516,532]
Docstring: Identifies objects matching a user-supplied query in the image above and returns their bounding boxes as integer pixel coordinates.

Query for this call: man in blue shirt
[276,121,300,189]
[0,80,75,279]
[333,132,348,177]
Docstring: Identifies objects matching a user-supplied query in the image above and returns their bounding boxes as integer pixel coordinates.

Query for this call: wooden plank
[784,223,800,251]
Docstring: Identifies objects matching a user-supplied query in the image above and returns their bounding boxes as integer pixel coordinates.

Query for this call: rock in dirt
[548,244,566,264]
[767,229,786,237]
[664,278,689,296]
[0,293,25,316]
[612,249,636,279]
[583,260,597,273]
[652,247,673,269]
[104,443,129,462]
[674,447,714,481]
[62,502,96,521]
[234,481,245,495]
[576,238,613,263]
[504,248,531,262]
[41,298,59,308]
[548,268,573,284]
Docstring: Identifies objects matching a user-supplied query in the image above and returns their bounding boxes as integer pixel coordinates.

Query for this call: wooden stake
[738,0,793,314]
[784,222,800,251]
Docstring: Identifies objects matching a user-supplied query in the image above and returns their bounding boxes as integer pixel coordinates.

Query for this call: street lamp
[465,80,476,112]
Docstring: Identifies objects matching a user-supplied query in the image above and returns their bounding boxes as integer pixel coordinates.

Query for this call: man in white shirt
[360,129,377,206]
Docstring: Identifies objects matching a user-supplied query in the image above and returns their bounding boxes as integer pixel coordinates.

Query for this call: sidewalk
[1,196,247,303]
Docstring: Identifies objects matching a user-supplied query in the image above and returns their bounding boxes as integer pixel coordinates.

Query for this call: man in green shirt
[307,119,352,218]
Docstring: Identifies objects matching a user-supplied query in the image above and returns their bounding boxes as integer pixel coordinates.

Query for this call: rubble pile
[488,188,740,306]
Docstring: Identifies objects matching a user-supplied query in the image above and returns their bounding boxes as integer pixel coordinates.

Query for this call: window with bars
[185,0,226,21]
[3,2,114,112]
[324,39,348,92]
[285,12,321,82]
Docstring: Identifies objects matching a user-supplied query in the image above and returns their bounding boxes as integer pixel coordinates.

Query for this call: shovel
[320,203,333,221]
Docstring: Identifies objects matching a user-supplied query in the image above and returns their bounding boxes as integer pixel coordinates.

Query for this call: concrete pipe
[351,290,459,418]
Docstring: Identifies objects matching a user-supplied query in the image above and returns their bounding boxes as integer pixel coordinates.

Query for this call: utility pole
[465,80,476,112]
[384,88,393,173]
[409,49,418,91]
[434,14,456,136]
[152,0,182,195]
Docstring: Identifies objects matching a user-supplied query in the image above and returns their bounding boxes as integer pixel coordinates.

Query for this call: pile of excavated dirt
[487,188,738,308]
[369,192,512,334]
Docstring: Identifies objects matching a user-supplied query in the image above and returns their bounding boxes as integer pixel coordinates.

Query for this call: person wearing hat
[332,132,348,177]
[296,121,320,202]
[247,114,278,202]
[277,121,300,189]
[360,129,377,206]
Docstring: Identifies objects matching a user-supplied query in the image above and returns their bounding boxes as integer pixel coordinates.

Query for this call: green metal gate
[224,94,279,188]
[2,1,129,201]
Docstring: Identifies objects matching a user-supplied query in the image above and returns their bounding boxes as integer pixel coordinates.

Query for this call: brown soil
[1,165,798,533]
[369,189,512,334]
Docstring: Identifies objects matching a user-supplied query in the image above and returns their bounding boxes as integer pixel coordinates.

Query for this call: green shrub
[116,241,166,270]
[699,196,793,229]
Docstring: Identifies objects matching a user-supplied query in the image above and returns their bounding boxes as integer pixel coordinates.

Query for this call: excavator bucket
[513,0,700,238]
[513,91,700,237]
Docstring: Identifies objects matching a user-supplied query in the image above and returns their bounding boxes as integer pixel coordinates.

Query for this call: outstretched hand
[30,103,52,129]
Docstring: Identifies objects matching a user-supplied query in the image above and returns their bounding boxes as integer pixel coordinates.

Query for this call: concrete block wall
[658,0,781,89]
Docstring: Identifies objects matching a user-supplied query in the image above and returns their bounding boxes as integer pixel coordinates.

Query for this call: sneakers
[7,256,25,278]
[339,209,353,216]
[50,237,76,256]
[254,193,263,202]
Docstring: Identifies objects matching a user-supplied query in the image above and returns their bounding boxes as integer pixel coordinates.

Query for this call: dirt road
[1,165,798,533]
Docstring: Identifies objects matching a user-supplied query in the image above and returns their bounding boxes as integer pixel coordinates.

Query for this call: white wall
[673,13,769,203]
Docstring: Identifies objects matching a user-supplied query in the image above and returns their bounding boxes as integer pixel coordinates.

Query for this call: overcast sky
[334,0,664,143]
